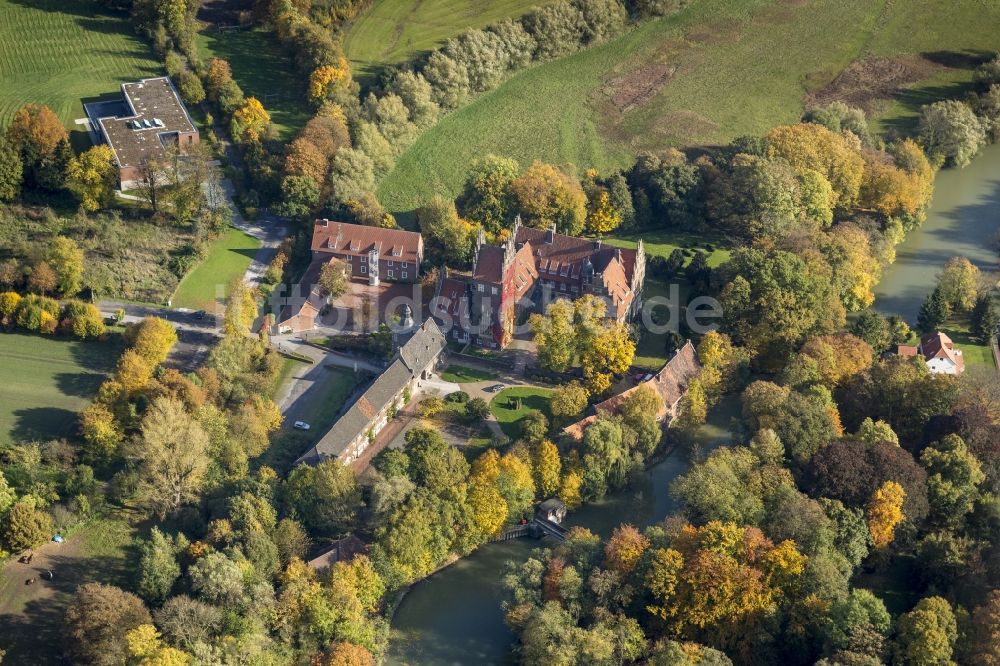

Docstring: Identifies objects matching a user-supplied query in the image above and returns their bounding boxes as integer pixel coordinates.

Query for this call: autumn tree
[765,122,865,209]
[892,596,957,666]
[550,381,589,421]
[230,97,271,142]
[319,258,348,301]
[530,298,576,373]
[532,439,562,497]
[866,480,905,549]
[64,583,151,666]
[125,317,179,366]
[315,642,376,666]
[80,403,123,462]
[308,57,352,104]
[28,260,57,295]
[936,256,980,312]
[47,236,85,296]
[604,524,649,575]
[580,321,635,395]
[133,397,210,518]
[586,190,622,234]
[0,498,52,551]
[967,591,1000,666]
[459,154,519,232]
[508,161,587,235]
[5,103,68,170]
[66,145,118,211]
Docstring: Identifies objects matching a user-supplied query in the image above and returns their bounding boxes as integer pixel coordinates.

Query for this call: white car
[293,421,311,431]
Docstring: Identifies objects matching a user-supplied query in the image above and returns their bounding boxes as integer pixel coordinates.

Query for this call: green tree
[508,161,587,235]
[892,596,957,666]
[970,292,999,343]
[319,258,348,301]
[417,195,474,265]
[917,286,950,332]
[920,434,985,527]
[284,459,362,536]
[137,527,182,602]
[465,397,490,421]
[0,137,23,201]
[850,310,892,352]
[919,99,986,167]
[188,552,247,607]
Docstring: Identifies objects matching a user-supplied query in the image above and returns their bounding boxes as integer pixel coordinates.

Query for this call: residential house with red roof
[901,331,966,375]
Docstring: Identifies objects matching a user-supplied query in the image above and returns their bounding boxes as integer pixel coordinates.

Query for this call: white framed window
[491,286,498,295]
[402,262,408,268]
[361,255,366,263]
[388,260,394,267]
[388,270,394,279]
[402,271,408,279]
[478,284,484,292]
[361,266,367,274]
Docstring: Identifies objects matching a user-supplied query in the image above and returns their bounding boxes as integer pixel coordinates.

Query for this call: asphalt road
[98,301,222,372]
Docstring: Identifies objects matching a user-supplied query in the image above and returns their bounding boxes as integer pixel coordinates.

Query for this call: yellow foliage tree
[558,470,583,509]
[532,439,562,497]
[308,58,352,104]
[867,480,905,549]
[127,317,179,366]
[467,480,508,538]
[765,122,866,209]
[581,321,635,394]
[79,402,123,460]
[115,349,154,394]
[0,291,21,318]
[66,145,118,211]
[230,97,271,142]
[586,190,621,234]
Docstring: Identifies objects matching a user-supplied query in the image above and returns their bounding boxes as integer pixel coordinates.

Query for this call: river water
[386,144,1000,665]
[386,399,738,666]
[874,142,1000,322]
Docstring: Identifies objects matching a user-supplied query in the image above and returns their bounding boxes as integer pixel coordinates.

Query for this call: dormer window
[350,240,360,252]
[391,246,402,257]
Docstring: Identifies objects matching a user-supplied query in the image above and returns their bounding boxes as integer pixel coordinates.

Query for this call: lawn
[605,229,731,267]
[343,0,553,86]
[440,364,499,383]
[0,332,124,446]
[0,0,162,142]
[490,386,554,440]
[375,0,1000,217]
[171,226,261,310]
[196,27,310,140]
[940,319,995,370]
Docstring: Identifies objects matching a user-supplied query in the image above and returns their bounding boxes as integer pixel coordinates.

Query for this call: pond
[385,398,738,666]
[874,142,1000,323]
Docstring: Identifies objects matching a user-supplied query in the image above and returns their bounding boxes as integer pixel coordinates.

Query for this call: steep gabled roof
[398,318,446,373]
[919,331,965,372]
[312,220,422,264]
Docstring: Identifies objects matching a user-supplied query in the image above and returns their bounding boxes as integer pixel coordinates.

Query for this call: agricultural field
[171,226,261,311]
[343,0,552,86]
[196,27,310,140]
[0,332,124,446]
[0,0,161,138]
[376,0,1000,217]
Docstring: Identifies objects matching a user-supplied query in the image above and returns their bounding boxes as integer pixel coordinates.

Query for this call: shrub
[447,390,470,403]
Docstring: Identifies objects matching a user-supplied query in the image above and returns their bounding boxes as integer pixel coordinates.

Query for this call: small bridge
[491,517,568,543]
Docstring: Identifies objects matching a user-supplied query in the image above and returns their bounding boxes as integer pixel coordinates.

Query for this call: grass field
[0,0,161,139]
[490,386,553,439]
[171,226,261,310]
[376,0,1000,216]
[605,229,731,267]
[196,28,309,140]
[440,364,499,383]
[343,0,552,86]
[0,332,124,445]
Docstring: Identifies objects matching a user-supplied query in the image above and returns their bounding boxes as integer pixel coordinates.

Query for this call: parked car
[485,384,506,393]
[193,310,206,320]
[293,421,310,430]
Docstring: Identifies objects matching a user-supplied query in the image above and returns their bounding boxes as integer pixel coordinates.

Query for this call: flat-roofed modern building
[85,76,199,189]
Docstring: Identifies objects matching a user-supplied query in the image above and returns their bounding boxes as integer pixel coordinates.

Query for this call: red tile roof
[919,331,965,372]
[312,220,422,264]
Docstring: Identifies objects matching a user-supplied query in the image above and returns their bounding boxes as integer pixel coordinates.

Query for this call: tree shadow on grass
[881,80,978,135]
[54,371,107,399]
[11,407,78,443]
[228,247,260,259]
[68,336,126,374]
[921,49,995,70]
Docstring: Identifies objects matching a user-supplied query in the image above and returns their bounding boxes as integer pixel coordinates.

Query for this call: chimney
[545,222,555,244]
[319,218,329,227]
